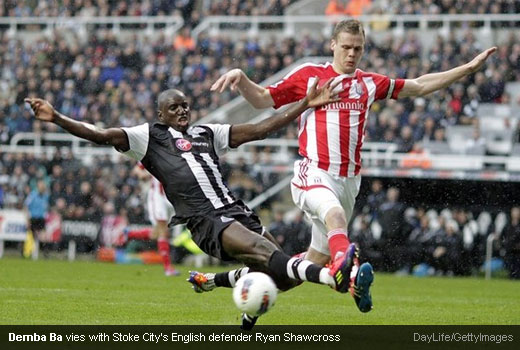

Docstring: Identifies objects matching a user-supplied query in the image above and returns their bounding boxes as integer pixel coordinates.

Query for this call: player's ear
[157,110,164,122]
[330,39,336,52]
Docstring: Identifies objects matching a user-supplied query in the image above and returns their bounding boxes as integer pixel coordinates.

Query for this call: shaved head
[157,89,185,109]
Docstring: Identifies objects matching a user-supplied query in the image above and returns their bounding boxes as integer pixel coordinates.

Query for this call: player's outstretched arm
[24,98,130,151]
[210,69,274,109]
[398,47,497,98]
[229,78,340,148]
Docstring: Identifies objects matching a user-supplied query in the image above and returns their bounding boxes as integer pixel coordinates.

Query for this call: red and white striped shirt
[268,62,404,177]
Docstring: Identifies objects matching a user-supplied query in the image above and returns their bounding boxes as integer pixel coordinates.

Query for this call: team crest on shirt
[175,138,192,151]
[350,80,364,98]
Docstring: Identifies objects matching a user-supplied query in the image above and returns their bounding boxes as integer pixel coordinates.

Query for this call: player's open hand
[210,69,243,93]
[305,78,342,108]
[24,98,57,122]
[466,47,497,74]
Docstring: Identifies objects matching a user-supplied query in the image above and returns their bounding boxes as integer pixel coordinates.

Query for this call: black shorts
[185,200,263,261]
[30,218,46,232]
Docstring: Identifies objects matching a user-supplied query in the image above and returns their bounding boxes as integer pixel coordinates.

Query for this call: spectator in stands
[378,187,407,271]
[350,214,380,267]
[428,219,464,275]
[268,209,289,249]
[325,0,372,16]
[173,27,196,52]
[408,214,435,270]
[396,125,415,153]
[283,210,311,256]
[502,207,520,279]
[464,126,486,154]
[366,179,386,219]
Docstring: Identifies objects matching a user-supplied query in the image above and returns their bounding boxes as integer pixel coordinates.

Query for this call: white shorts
[290,159,361,256]
[147,187,174,225]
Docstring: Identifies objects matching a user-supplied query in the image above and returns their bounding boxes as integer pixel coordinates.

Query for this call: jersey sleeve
[205,124,231,156]
[267,64,309,109]
[118,123,149,161]
[371,73,405,100]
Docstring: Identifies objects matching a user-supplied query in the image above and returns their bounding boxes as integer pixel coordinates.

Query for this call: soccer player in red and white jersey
[132,163,180,276]
[212,19,496,312]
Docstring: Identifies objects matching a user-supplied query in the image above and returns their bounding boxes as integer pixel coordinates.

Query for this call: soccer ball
[232,272,277,317]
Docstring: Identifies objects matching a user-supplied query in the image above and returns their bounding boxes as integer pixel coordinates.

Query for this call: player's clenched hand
[466,47,497,74]
[305,78,342,108]
[24,98,57,122]
[210,69,243,93]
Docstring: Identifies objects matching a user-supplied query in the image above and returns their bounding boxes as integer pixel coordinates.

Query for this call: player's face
[158,94,191,132]
[331,31,365,74]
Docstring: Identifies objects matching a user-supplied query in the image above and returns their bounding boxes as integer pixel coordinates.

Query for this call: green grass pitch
[0,257,519,325]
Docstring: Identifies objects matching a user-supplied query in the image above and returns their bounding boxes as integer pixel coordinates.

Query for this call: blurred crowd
[1,25,519,150]
[269,180,520,279]
[0,149,280,222]
[201,0,296,16]
[3,1,519,18]
[350,181,520,279]
[326,0,520,16]
[1,150,519,278]
[1,2,520,277]
[0,0,195,18]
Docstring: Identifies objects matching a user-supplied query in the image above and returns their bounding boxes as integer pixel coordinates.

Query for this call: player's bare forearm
[236,75,274,109]
[399,47,497,98]
[229,97,309,148]
[229,78,340,148]
[25,97,129,150]
[400,65,470,97]
[211,69,274,109]
[53,112,129,150]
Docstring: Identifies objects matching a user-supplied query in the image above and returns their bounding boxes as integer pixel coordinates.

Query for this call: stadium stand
[1,2,519,279]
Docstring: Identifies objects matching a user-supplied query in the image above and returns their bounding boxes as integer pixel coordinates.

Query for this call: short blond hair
[332,19,365,40]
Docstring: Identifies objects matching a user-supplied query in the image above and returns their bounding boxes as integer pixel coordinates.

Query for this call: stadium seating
[1,2,519,279]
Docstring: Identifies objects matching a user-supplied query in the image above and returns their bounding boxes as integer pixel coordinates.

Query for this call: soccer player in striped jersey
[25,80,359,328]
[212,19,497,313]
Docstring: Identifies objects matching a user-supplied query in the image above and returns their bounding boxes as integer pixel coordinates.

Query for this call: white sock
[319,268,335,288]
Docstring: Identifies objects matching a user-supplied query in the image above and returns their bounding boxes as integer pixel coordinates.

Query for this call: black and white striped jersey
[118,122,237,224]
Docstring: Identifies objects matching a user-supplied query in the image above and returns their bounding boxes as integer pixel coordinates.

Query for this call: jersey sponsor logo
[191,141,209,147]
[175,139,192,151]
[320,101,365,111]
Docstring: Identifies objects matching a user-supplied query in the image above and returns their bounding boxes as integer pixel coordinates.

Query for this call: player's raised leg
[220,222,342,290]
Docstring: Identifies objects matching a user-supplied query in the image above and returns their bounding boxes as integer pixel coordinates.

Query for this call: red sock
[327,229,350,261]
[128,228,152,240]
[157,238,171,270]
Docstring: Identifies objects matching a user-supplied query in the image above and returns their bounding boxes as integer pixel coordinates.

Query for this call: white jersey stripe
[386,79,395,99]
[305,111,318,165]
[168,127,183,139]
[347,111,360,177]
[200,153,234,203]
[364,77,377,107]
[326,109,341,175]
[181,153,224,209]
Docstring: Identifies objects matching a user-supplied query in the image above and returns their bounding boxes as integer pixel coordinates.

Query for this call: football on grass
[232,272,278,317]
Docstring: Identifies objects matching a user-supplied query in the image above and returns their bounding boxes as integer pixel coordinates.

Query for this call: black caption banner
[1,326,519,350]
